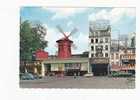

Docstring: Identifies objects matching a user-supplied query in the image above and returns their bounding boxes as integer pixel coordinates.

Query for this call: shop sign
[90,58,109,64]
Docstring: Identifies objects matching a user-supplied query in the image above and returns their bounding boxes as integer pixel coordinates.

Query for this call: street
[20,76,135,89]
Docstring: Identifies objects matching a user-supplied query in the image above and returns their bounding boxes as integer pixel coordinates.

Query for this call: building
[110,33,136,74]
[110,47,135,74]
[20,60,42,75]
[120,47,135,74]
[111,51,120,66]
[56,37,73,59]
[35,49,48,60]
[89,20,111,76]
[110,49,125,72]
[20,49,48,74]
[41,57,89,76]
[20,57,89,77]
[110,39,125,69]
[20,52,90,77]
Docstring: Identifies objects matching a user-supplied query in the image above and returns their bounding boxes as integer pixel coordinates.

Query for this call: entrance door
[92,64,108,76]
[66,69,80,76]
[44,64,51,75]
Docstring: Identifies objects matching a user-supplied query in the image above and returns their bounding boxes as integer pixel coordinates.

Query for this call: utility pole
[118,33,120,51]
[125,36,128,53]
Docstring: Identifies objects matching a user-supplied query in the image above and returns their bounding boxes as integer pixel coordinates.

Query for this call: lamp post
[25,62,28,73]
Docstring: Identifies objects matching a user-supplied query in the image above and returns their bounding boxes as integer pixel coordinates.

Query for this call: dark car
[20,73,35,80]
[33,73,42,79]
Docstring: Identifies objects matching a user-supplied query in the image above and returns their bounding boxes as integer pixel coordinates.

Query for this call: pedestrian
[78,72,80,76]
[74,72,76,79]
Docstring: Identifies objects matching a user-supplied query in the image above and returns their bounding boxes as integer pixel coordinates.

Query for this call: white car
[84,73,93,77]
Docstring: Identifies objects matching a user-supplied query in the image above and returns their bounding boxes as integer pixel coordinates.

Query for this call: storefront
[90,58,110,76]
[120,53,135,74]
[42,57,89,76]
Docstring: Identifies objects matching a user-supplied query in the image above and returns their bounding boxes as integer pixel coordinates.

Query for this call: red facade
[35,49,48,60]
[56,38,73,59]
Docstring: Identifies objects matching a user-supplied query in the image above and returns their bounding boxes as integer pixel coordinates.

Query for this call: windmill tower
[56,25,78,59]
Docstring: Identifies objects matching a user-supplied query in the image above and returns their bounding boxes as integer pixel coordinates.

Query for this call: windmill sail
[56,25,67,38]
[68,28,78,37]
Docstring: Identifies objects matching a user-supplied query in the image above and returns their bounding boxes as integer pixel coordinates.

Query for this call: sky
[20,7,136,55]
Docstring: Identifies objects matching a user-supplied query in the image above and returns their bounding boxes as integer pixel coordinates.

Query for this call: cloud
[42,7,88,20]
[89,8,136,24]
[72,32,88,54]
[67,21,73,27]
[42,8,135,55]
[43,24,63,55]
[89,10,108,21]
[110,8,135,24]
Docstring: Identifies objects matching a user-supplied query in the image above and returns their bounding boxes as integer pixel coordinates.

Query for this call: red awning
[111,64,121,71]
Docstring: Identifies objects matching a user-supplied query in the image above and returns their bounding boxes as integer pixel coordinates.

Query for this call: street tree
[20,20,47,61]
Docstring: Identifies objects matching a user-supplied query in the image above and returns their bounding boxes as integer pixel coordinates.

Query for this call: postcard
[20,7,136,89]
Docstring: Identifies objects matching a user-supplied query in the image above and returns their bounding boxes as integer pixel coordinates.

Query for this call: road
[20,76,135,89]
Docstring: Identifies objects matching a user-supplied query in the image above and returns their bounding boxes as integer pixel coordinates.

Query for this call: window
[105,45,108,50]
[95,39,98,43]
[100,38,103,43]
[105,38,108,43]
[132,49,135,53]
[105,53,108,57]
[100,53,103,57]
[100,45,103,50]
[91,53,94,57]
[116,53,119,59]
[95,46,98,50]
[102,53,104,57]
[111,62,114,65]
[91,46,94,51]
[95,53,98,57]
[111,54,114,59]
[91,39,94,43]
[116,62,119,65]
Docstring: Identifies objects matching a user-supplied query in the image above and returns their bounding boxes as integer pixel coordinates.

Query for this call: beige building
[120,48,135,72]
[89,20,111,76]
[110,50,124,66]
[110,48,135,74]
[41,57,89,76]
[89,20,111,58]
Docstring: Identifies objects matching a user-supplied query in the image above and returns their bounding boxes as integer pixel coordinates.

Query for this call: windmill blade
[56,25,67,38]
[67,28,78,37]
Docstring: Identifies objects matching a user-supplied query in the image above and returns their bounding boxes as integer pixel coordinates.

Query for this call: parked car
[111,72,133,77]
[84,73,93,77]
[48,72,55,76]
[33,73,42,79]
[20,73,35,80]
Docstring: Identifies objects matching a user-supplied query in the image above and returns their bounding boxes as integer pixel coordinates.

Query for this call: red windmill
[56,25,78,59]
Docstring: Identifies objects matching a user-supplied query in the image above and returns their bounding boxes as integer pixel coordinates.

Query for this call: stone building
[89,20,111,76]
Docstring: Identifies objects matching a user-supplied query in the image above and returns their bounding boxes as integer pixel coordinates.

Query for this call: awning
[110,64,121,71]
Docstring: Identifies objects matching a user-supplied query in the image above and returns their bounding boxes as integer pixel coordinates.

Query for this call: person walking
[74,72,76,79]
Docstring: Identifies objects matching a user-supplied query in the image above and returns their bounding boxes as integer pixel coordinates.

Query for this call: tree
[20,20,47,61]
